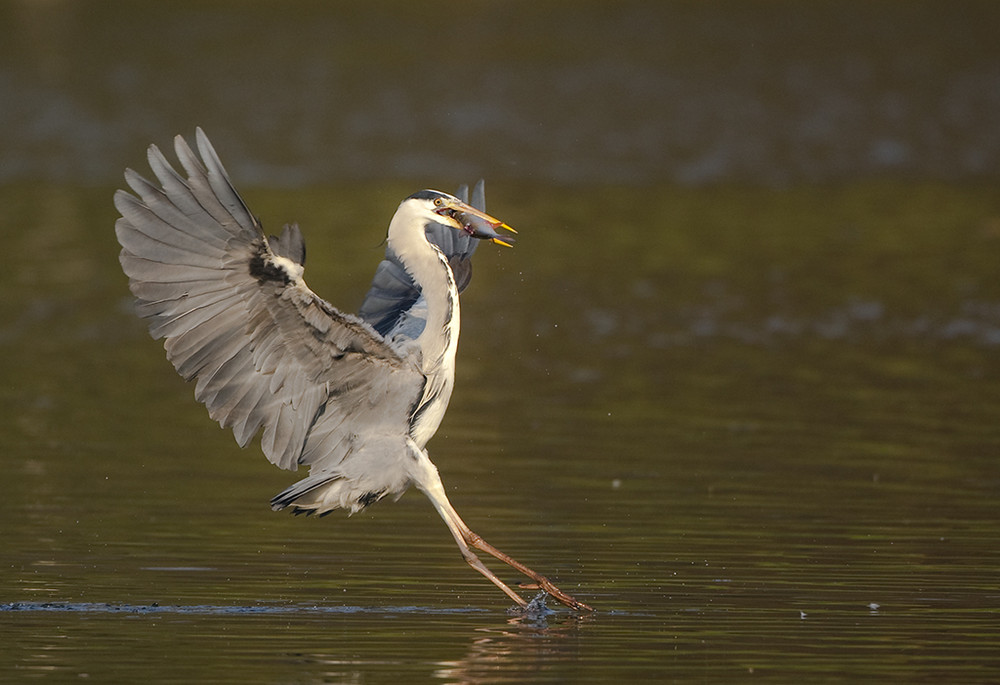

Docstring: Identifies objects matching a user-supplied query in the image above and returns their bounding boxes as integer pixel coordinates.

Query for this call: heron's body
[114,129,591,612]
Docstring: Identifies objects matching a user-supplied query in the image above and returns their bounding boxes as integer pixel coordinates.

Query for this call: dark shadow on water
[0,601,488,616]
[0,600,632,618]
[1,599,634,621]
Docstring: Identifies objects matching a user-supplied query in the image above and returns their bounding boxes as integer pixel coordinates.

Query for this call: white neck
[386,201,461,373]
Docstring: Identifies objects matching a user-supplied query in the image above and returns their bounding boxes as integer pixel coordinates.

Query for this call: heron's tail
[270,472,396,516]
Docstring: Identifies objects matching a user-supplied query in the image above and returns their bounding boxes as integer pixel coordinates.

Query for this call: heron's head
[405,189,517,247]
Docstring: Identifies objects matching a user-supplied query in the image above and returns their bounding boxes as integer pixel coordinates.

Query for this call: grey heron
[114,129,592,612]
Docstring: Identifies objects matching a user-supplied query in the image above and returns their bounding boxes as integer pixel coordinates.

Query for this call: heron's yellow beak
[436,199,517,247]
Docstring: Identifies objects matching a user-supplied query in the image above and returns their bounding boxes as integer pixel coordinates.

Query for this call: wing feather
[116,129,425,477]
[195,131,260,231]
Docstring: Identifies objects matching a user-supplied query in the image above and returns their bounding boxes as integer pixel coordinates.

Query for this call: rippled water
[2,1,1000,682]
[3,180,999,681]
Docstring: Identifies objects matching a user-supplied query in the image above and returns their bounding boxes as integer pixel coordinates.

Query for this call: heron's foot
[533,578,594,612]
[461,526,595,611]
[507,591,552,618]
[518,580,593,612]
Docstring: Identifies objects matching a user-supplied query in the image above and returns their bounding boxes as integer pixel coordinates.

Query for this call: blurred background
[2,1,1000,682]
[3,0,999,186]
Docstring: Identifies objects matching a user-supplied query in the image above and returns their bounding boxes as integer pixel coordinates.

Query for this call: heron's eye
[433,198,444,207]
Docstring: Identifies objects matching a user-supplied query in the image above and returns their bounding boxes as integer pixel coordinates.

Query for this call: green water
[2,0,1000,679]
[1,181,999,681]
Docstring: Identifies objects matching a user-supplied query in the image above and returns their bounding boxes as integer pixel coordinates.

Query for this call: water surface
[2,181,999,681]
[2,1,1000,682]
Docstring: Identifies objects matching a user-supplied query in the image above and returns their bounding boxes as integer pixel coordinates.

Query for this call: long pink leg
[413,454,593,612]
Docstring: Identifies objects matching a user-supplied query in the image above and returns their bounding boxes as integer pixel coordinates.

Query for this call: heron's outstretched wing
[115,129,424,475]
[358,181,487,339]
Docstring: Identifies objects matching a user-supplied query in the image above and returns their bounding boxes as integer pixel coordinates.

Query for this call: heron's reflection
[432,604,598,684]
